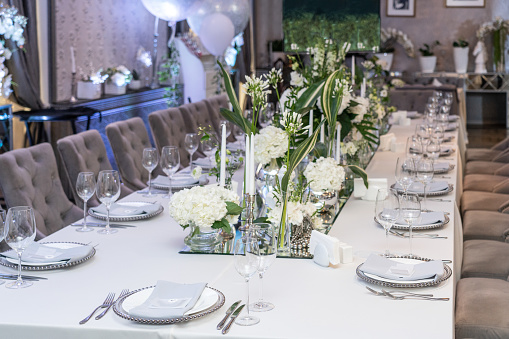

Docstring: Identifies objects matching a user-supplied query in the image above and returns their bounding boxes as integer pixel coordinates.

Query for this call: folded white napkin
[360,253,444,281]
[441,145,452,153]
[433,162,450,171]
[129,281,206,319]
[379,133,395,151]
[1,243,93,264]
[446,122,458,131]
[354,178,388,200]
[309,230,340,266]
[192,157,214,168]
[394,181,449,193]
[394,211,445,226]
[448,115,459,121]
[152,175,198,186]
[91,203,161,216]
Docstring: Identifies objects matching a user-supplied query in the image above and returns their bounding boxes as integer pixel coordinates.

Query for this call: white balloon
[141,0,204,22]
[187,0,249,37]
[199,13,234,56]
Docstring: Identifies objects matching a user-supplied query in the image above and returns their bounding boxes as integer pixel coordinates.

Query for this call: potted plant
[128,69,143,90]
[103,65,132,95]
[453,39,469,73]
[376,28,415,71]
[77,68,108,100]
[419,40,440,73]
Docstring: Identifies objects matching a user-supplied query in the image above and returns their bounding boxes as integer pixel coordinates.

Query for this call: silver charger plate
[113,285,225,325]
[152,176,209,190]
[375,213,450,231]
[356,255,452,288]
[439,148,455,157]
[89,201,163,222]
[391,183,454,197]
[0,242,96,271]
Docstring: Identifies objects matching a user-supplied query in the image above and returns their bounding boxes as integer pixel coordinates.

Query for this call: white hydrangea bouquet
[254,125,289,166]
[168,185,242,233]
[267,198,322,230]
[303,157,345,192]
[103,65,132,86]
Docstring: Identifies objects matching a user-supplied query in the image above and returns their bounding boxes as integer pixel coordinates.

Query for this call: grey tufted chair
[106,117,163,191]
[0,143,83,239]
[57,129,133,207]
[149,107,199,168]
[204,94,229,136]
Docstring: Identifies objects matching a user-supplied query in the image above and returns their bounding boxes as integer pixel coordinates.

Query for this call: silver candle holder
[70,72,77,103]
[239,193,255,232]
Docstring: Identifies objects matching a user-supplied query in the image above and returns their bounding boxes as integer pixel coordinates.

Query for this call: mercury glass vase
[184,222,223,252]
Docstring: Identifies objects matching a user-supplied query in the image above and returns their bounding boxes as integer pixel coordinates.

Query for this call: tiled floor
[466,124,509,149]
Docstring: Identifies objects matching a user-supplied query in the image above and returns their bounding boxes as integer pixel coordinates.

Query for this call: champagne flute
[75,172,96,232]
[96,170,121,235]
[375,189,400,257]
[234,239,260,326]
[248,223,277,312]
[395,157,415,195]
[400,193,421,257]
[184,133,199,171]
[142,147,159,197]
[416,158,434,211]
[4,206,36,289]
[160,146,180,199]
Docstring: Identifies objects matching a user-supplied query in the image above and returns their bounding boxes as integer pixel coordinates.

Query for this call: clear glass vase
[276,191,291,256]
[184,222,223,252]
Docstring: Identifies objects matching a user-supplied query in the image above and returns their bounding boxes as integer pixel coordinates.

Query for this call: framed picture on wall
[445,0,484,7]
[386,0,415,17]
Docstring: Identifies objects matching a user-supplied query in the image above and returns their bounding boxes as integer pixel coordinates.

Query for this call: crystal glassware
[96,170,121,235]
[426,139,441,160]
[233,239,260,326]
[415,124,430,151]
[247,222,277,312]
[400,193,421,257]
[160,146,180,199]
[142,147,159,197]
[375,189,400,257]
[416,158,434,211]
[395,157,415,195]
[184,133,200,171]
[201,134,217,168]
[4,206,36,289]
[406,136,422,161]
[75,172,96,232]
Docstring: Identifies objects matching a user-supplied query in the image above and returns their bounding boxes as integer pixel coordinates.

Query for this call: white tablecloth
[0,121,460,339]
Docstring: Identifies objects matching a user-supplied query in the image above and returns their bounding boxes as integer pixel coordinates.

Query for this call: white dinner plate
[89,201,163,221]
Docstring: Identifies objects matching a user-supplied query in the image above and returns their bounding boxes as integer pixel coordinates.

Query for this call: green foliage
[453,39,469,48]
[419,41,440,57]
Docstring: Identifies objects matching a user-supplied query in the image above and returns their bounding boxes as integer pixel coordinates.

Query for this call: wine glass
[415,124,430,151]
[4,206,36,289]
[75,172,96,232]
[395,157,415,195]
[184,133,200,171]
[160,146,180,199]
[201,134,217,168]
[400,193,421,257]
[416,158,434,211]
[247,223,277,312]
[406,136,422,161]
[426,139,441,160]
[142,147,159,197]
[375,189,400,257]
[233,239,260,326]
[96,170,121,235]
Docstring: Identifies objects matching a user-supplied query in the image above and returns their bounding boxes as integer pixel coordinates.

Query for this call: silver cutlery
[390,230,447,239]
[79,292,115,325]
[217,300,242,330]
[382,290,449,301]
[222,304,245,335]
[428,198,451,202]
[0,273,46,281]
[95,289,129,320]
[366,286,433,297]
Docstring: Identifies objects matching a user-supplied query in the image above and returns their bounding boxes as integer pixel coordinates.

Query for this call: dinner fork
[382,290,449,301]
[95,289,129,320]
[365,286,433,297]
[79,292,115,324]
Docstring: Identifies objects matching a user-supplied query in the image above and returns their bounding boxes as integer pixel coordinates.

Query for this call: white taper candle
[308,110,313,137]
[220,123,227,187]
[245,134,250,193]
[352,55,355,85]
[249,133,255,195]
[320,114,325,143]
[336,123,341,164]
[70,46,76,73]
[361,78,366,98]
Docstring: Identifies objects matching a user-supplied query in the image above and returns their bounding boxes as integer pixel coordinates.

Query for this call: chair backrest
[180,100,214,134]
[57,129,133,206]
[149,107,194,167]
[106,117,153,191]
[0,143,83,239]
[204,94,229,136]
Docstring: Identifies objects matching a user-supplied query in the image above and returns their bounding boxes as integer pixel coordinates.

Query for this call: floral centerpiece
[77,67,108,100]
[304,157,345,192]
[103,65,132,95]
[477,17,509,72]
[0,5,27,99]
[168,185,242,251]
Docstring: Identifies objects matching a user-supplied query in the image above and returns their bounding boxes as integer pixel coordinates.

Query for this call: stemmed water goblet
[426,139,441,160]
[416,158,434,211]
[375,189,400,257]
[4,206,36,289]
[184,133,200,171]
[201,134,217,168]
[247,223,277,312]
[233,239,260,326]
[415,124,430,151]
[75,172,96,232]
[400,193,421,257]
[160,146,180,199]
[406,136,422,161]
[96,170,121,235]
[142,147,159,197]
[395,157,415,195]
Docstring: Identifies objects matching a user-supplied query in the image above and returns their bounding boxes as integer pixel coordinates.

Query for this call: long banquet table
[0,119,462,339]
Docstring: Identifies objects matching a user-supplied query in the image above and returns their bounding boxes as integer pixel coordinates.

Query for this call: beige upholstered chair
[460,191,509,215]
[463,175,509,192]
[465,137,509,162]
[149,107,190,167]
[204,94,229,136]
[461,240,509,280]
[463,210,509,242]
[465,161,506,175]
[57,129,133,207]
[0,143,83,239]
[106,117,160,191]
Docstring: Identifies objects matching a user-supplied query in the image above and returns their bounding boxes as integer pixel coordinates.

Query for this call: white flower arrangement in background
[380,27,415,58]
[136,47,152,68]
[79,66,108,84]
[168,185,241,232]
[476,17,509,40]
[103,65,132,87]
[253,125,289,165]
[304,157,345,192]
[267,199,322,229]
[341,141,359,157]
[351,96,370,123]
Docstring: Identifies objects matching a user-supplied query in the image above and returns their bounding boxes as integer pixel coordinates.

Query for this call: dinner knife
[216,300,241,330]
[222,304,245,335]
